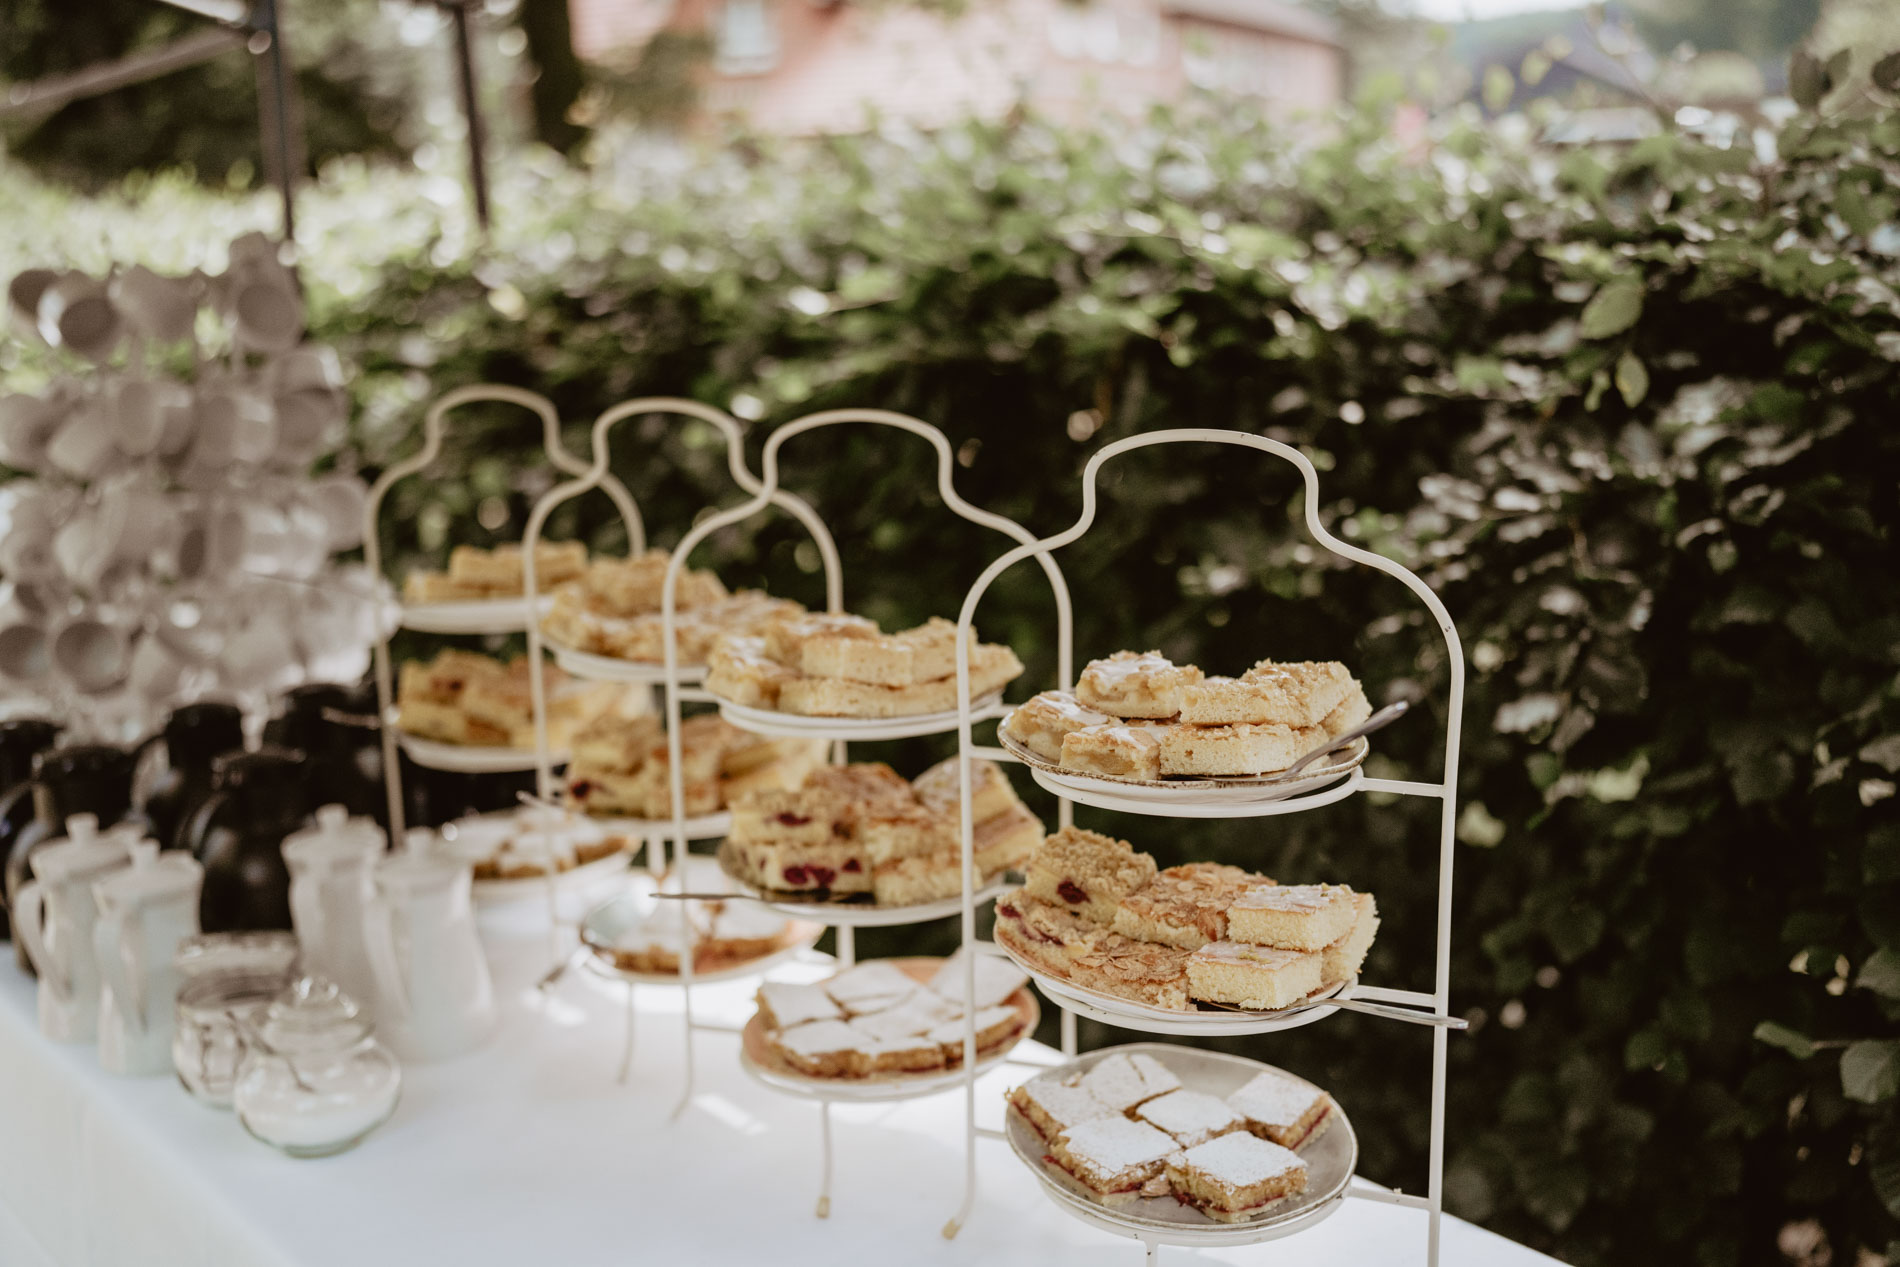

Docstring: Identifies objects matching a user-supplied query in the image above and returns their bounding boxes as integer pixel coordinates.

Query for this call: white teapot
[14,814,132,1041]
[93,836,203,1075]
[282,804,387,1022]
[365,830,496,1063]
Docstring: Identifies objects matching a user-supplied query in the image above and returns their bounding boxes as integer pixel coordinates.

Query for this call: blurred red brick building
[569,0,1343,133]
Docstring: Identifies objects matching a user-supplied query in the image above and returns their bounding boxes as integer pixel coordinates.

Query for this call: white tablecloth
[0,899,1555,1267]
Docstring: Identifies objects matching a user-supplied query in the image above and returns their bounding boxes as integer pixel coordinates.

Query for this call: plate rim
[711,688,1006,737]
[543,634,711,685]
[993,720,1368,793]
[395,730,568,772]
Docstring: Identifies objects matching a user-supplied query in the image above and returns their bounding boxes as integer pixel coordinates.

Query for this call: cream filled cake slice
[1022,825,1158,925]
[1226,883,1358,951]
[1001,690,1114,762]
[1135,1088,1246,1149]
[1076,1051,1183,1113]
[1059,723,1169,780]
[1185,942,1324,1011]
[756,982,842,1029]
[1165,1131,1308,1222]
[1320,892,1380,983]
[1008,1074,1118,1142]
[1226,1069,1336,1150]
[1050,1116,1180,1204]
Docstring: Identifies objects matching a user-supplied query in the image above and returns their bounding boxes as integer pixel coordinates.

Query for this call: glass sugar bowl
[175,971,293,1108]
[232,975,401,1158]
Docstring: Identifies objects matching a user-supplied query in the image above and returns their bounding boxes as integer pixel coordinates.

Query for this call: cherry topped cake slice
[1023,825,1158,925]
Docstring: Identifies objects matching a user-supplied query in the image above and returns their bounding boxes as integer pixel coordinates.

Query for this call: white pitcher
[14,815,131,1042]
[93,837,203,1075]
[365,830,496,1063]
[282,804,387,1023]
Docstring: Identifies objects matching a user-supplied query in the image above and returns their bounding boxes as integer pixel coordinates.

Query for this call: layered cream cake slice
[1159,721,1314,777]
[1074,650,1204,719]
[1022,825,1158,925]
[1077,1051,1182,1113]
[1320,892,1379,983]
[1226,884,1358,951]
[1135,1088,1246,1148]
[1185,942,1324,1011]
[1164,1132,1308,1222]
[1110,862,1268,950]
[1007,1074,1118,1142]
[1059,723,1169,780]
[1226,1069,1336,1150]
[757,982,842,1029]
[1000,690,1114,762]
[1051,1116,1180,1204]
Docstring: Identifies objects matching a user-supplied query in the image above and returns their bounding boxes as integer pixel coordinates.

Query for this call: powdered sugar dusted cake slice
[847,996,958,1042]
[1185,942,1324,1011]
[772,1019,874,1077]
[1134,1088,1246,1148]
[1320,892,1379,984]
[925,1005,1023,1062]
[925,948,1029,1009]
[1075,651,1204,719]
[1226,1069,1336,1150]
[1164,1131,1308,1222]
[1001,691,1114,762]
[1050,1116,1180,1204]
[1008,1074,1118,1142]
[852,1030,946,1074]
[1077,1051,1182,1112]
[756,981,841,1029]
[823,960,922,1014]
[1226,883,1358,951]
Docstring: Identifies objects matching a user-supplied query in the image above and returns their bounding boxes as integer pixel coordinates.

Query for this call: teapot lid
[256,975,373,1054]
[281,803,385,867]
[94,837,202,906]
[374,828,466,893]
[30,814,131,882]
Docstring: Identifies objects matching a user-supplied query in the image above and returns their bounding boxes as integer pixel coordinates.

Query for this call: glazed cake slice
[1075,650,1204,719]
[1159,722,1313,777]
[1320,892,1379,984]
[926,1005,1023,1063]
[1000,690,1113,762]
[1008,1074,1118,1142]
[770,1019,872,1077]
[1226,1069,1336,1150]
[1059,724,1169,780]
[852,1031,947,1074]
[1050,1116,1179,1205]
[846,997,954,1042]
[757,981,842,1029]
[1226,884,1358,951]
[762,612,881,665]
[1077,1051,1182,1112]
[1239,660,1355,728]
[925,949,1029,1009]
[823,960,922,1014]
[706,636,800,707]
[1111,862,1268,950]
[1165,1132,1308,1222]
[1022,825,1158,926]
[1135,1088,1246,1148]
[1185,942,1324,1011]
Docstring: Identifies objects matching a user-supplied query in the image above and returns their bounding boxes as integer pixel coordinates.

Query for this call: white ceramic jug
[93,837,203,1075]
[365,830,496,1063]
[282,804,387,1022]
[14,814,131,1041]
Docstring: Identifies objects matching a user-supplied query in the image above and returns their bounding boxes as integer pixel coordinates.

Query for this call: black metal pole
[448,1,492,233]
[251,0,297,243]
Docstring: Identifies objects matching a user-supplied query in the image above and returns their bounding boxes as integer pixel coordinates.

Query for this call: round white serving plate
[470,849,637,904]
[995,936,1354,1036]
[397,731,568,773]
[544,636,710,686]
[1005,1042,1356,1246]
[716,841,1012,927]
[1031,767,1367,819]
[713,689,1006,741]
[577,890,826,987]
[399,594,553,635]
[589,811,734,842]
[739,958,1038,1103]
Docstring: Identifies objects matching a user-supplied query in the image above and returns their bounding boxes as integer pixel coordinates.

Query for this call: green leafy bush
[6,85,1900,1266]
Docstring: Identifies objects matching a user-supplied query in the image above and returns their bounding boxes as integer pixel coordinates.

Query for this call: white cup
[7,269,58,339]
[227,393,278,465]
[272,344,343,394]
[306,473,369,551]
[109,266,199,344]
[0,622,50,684]
[0,484,67,578]
[50,616,130,695]
[155,385,199,459]
[37,274,123,361]
[53,509,112,590]
[0,393,63,471]
[218,603,298,694]
[229,266,303,355]
[44,403,120,481]
[111,380,165,457]
[126,632,190,701]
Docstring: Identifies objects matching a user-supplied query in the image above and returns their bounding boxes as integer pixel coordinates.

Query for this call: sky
[1399,0,1587,19]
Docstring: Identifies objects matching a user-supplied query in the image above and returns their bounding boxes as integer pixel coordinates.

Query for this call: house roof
[1157,0,1341,46]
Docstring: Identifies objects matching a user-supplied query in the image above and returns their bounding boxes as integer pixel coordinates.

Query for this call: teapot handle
[14,881,67,1003]
[363,892,411,1020]
[96,905,147,1033]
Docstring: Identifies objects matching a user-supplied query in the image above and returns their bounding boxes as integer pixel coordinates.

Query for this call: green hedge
[8,85,1900,1265]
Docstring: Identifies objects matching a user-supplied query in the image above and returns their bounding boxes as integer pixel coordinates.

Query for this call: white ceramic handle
[14,881,66,1002]
[364,894,411,1020]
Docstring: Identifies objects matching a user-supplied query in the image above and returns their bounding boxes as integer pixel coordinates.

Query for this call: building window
[715,0,778,75]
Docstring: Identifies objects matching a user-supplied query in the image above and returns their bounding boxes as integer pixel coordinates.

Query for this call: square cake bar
[1165,1132,1308,1222]
[1050,1116,1179,1204]
[1001,691,1114,763]
[1075,650,1204,719]
[1227,1069,1336,1150]
[755,982,841,1029]
[1023,825,1158,925]
[1008,1075,1117,1142]
[1060,724,1168,780]
[1226,883,1358,951]
[1159,722,1314,777]
[1077,1051,1182,1112]
[1321,892,1379,983]
[1111,862,1267,950]
[1135,1088,1245,1148]
[1185,942,1324,1011]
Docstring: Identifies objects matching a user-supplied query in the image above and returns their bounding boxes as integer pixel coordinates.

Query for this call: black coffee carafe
[5,742,146,972]
[0,718,61,940]
[143,701,245,852]
[185,747,309,933]
[265,683,384,827]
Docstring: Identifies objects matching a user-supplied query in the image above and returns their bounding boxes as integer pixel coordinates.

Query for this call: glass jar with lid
[232,975,400,1157]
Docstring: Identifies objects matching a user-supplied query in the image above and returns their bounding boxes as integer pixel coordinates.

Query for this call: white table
[0,900,1555,1267]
